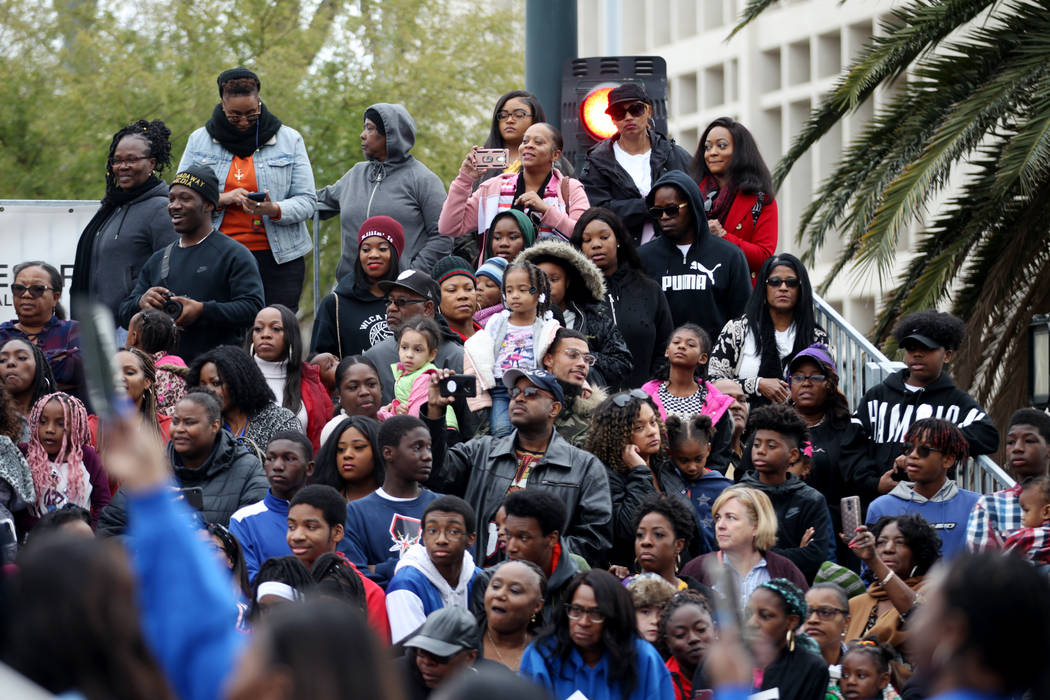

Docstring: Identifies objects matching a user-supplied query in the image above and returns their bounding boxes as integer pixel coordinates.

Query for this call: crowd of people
[1,68,1048,700]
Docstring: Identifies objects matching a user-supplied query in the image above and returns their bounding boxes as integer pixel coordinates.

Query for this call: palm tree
[733,0,1050,427]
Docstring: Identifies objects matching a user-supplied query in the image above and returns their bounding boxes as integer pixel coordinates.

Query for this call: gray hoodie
[317,103,451,278]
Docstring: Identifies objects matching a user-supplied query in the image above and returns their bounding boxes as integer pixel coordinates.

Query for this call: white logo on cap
[397,270,414,280]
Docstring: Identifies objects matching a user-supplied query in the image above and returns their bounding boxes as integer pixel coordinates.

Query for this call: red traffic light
[580,85,619,140]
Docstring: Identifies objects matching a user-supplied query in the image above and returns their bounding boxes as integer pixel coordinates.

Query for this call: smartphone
[473,148,509,170]
[439,374,477,398]
[247,192,267,202]
[841,495,862,538]
[181,487,205,511]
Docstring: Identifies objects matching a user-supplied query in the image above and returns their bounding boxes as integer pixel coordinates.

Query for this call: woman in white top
[709,253,829,408]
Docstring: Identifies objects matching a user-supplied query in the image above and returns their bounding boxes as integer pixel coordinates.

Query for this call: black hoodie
[638,171,751,343]
[309,269,391,357]
[854,368,1000,470]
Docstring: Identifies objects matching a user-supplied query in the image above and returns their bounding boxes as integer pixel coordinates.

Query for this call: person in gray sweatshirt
[317,103,451,279]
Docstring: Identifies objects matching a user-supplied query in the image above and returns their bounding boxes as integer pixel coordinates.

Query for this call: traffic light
[560,56,669,173]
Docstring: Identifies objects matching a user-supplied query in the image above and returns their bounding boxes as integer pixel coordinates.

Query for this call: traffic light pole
[525,0,577,131]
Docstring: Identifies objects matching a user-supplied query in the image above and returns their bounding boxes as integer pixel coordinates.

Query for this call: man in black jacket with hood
[638,171,751,344]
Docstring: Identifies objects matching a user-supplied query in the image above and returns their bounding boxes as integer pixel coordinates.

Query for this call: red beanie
[357,215,405,259]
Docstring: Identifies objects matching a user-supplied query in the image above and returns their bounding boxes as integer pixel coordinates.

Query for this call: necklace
[486,626,531,666]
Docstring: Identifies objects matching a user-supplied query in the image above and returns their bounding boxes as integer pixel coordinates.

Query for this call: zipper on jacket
[606,292,618,326]
[366,168,384,217]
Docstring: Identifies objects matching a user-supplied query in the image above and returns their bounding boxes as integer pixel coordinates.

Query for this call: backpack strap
[751,192,766,228]
[334,294,342,357]
[159,241,177,288]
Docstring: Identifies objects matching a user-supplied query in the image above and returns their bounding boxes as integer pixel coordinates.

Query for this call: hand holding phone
[841,495,862,538]
[438,374,477,398]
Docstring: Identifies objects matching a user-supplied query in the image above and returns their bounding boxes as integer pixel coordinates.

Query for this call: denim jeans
[489,383,513,438]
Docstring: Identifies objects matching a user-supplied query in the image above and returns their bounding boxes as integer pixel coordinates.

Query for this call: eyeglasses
[611,389,649,407]
[509,385,552,401]
[789,373,826,385]
[423,526,466,540]
[765,276,801,289]
[807,606,848,621]
[905,443,944,459]
[648,202,688,219]
[10,284,55,298]
[608,101,648,121]
[108,156,152,168]
[561,348,596,366]
[224,110,261,124]
[497,109,534,121]
[566,604,606,623]
[384,297,428,309]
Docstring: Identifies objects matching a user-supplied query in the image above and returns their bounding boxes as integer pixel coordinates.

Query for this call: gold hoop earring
[786,628,795,652]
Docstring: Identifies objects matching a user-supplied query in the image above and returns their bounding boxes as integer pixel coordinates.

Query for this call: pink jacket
[438,169,590,241]
[641,378,735,424]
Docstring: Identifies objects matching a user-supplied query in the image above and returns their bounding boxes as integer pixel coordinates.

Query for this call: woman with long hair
[710,253,829,407]
[126,308,187,415]
[249,304,332,450]
[71,119,177,327]
[310,216,403,357]
[90,348,171,449]
[689,116,778,280]
[177,67,316,310]
[520,569,674,700]
[0,382,35,532]
[571,207,673,389]
[186,345,301,458]
[318,355,383,447]
[311,415,383,503]
[580,83,693,245]
[483,90,549,174]
[0,338,56,439]
[440,122,590,246]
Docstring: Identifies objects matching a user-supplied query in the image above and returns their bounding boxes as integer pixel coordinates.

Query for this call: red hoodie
[300,362,334,451]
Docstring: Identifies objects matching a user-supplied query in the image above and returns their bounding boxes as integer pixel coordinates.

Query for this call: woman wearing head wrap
[432,256,482,342]
[177,67,316,311]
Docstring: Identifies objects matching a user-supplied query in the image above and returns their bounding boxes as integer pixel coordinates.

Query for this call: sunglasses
[608,101,648,120]
[10,283,55,298]
[905,443,944,459]
[384,297,428,309]
[611,389,649,407]
[765,276,801,289]
[509,385,552,401]
[648,202,688,219]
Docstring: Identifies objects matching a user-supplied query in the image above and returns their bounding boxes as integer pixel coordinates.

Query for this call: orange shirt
[220,155,270,251]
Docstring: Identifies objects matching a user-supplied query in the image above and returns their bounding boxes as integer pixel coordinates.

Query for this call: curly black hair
[892,310,966,351]
[584,392,668,474]
[103,120,172,204]
[632,492,699,554]
[745,403,810,450]
[570,207,645,272]
[186,345,276,418]
[656,589,713,656]
[869,513,942,577]
[502,489,568,537]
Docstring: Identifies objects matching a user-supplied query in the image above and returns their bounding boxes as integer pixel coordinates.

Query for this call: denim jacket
[178,124,316,264]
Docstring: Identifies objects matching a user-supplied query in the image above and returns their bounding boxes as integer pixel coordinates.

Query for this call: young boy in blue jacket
[229,431,314,580]
[866,417,980,560]
[342,415,439,587]
[385,495,481,643]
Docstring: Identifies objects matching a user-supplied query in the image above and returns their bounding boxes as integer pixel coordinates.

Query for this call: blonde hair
[712,486,778,553]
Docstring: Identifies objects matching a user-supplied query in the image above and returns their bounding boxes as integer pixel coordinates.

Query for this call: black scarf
[70,175,162,317]
[204,102,282,158]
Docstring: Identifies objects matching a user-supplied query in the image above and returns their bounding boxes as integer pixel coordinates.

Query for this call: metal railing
[812,293,1014,494]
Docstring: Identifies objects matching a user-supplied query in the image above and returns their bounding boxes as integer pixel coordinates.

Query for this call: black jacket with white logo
[638,171,751,343]
[854,368,1000,470]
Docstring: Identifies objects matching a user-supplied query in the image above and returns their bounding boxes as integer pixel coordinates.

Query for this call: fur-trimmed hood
[516,239,606,306]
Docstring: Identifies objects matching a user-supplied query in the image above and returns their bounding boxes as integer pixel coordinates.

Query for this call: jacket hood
[368,102,416,163]
[333,267,387,301]
[396,541,477,596]
[740,471,809,497]
[888,478,959,504]
[646,170,710,244]
[171,430,246,481]
[517,239,606,305]
[135,179,170,204]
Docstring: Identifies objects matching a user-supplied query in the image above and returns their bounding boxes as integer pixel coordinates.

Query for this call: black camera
[161,293,183,319]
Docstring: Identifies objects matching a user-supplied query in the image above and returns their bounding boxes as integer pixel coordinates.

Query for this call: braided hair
[249,556,314,621]
[130,308,180,356]
[843,635,897,677]
[102,120,172,205]
[502,260,554,319]
[905,417,969,465]
[311,552,366,613]
[25,392,91,510]
[666,413,715,450]
[757,578,808,627]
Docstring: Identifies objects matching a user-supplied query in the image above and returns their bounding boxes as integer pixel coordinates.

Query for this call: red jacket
[701,181,778,284]
[300,362,334,451]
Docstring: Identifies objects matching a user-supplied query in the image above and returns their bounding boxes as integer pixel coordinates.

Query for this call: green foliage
[732,0,1050,428]
[0,0,524,303]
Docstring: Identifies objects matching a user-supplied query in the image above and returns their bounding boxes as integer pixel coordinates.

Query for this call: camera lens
[161,298,183,319]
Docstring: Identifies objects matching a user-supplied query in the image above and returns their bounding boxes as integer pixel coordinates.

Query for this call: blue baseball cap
[502,368,564,404]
